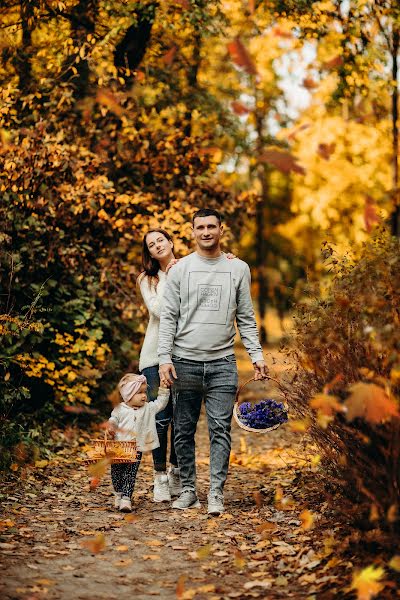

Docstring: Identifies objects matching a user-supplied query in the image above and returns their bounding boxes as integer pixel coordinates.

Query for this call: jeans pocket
[223,355,236,363]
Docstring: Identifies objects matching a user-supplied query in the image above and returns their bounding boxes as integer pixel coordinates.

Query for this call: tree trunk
[61,0,98,99]
[17,0,35,92]
[183,31,201,137]
[114,3,157,86]
[391,27,400,237]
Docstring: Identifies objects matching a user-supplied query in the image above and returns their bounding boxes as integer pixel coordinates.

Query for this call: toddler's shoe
[168,466,182,497]
[119,496,132,512]
[153,472,171,502]
[172,489,201,510]
[207,492,224,516]
[114,492,122,510]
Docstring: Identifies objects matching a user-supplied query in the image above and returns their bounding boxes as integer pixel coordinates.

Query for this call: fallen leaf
[176,574,186,599]
[142,554,160,560]
[351,565,385,600]
[81,533,106,554]
[196,544,213,559]
[299,509,315,530]
[116,545,129,552]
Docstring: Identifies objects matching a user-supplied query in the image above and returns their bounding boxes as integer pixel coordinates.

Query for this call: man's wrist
[251,352,265,363]
[159,356,172,367]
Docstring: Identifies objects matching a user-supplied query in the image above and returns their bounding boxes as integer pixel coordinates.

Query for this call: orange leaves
[259,148,305,175]
[317,142,336,160]
[350,565,385,600]
[364,196,380,233]
[303,77,318,90]
[309,393,344,417]
[299,509,314,530]
[227,37,257,76]
[344,383,399,424]
[96,89,126,118]
[81,532,106,554]
[163,46,177,66]
[231,101,250,115]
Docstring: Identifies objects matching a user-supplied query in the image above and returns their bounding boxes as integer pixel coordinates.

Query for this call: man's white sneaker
[119,497,132,512]
[172,489,201,510]
[207,492,224,516]
[168,466,182,497]
[153,472,171,502]
[114,492,122,509]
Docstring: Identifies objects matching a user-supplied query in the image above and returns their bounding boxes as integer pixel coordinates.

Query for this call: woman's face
[146,232,173,261]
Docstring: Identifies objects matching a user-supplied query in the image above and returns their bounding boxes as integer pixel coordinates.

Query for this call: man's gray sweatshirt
[158,252,264,364]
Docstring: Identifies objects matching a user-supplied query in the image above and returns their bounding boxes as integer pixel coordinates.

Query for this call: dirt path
[0,349,344,600]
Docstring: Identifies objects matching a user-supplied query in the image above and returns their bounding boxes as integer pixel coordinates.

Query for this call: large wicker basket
[233,376,289,434]
[84,431,140,464]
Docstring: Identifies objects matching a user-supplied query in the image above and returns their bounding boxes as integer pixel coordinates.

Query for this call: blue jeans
[172,355,238,494]
[142,365,178,471]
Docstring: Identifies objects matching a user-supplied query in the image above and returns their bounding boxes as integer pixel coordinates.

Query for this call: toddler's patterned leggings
[111,453,142,498]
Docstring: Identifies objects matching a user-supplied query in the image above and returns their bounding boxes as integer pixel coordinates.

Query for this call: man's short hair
[192,208,222,225]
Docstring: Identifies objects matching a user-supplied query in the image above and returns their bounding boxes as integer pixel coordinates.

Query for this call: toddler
[108,373,170,512]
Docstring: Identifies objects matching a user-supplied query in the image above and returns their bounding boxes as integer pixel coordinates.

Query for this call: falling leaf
[289,418,310,433]
[310,393,343,416]
[96,88,126,117]
[234,549,246,569]
[351,565,385,600]
[248,0,255,14]
[253,491,263,508]
[369,504,380,522]
[389,556,400,572]
[196,544,213,559]
[387,504,398,523]
[176,574,186,599]
[303,77,318,89]
[231,101,250,115]
[163,46,177,66]
[81,533,106,554]
[344,383,399,424]
[88,457,110,480]
[323,55,344,69]
[227,37,257,76]
[318,142,336,160]
[364,196,380,233]
[299,509,315,530]
[259,148,305,175]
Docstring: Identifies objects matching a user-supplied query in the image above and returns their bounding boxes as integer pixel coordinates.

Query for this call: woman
[138,229,179,503]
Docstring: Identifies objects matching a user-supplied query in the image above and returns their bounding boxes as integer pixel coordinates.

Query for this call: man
[158,208,268,515]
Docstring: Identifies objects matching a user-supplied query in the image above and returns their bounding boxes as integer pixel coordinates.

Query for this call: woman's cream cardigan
[138,270,166,372]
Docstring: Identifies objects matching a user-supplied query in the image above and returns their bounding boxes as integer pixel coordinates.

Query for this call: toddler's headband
[118,374,147,403]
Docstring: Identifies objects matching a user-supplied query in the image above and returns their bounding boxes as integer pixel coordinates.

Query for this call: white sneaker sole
[153,496,171,503]
[172,499,201,510]
[208,506,224,516]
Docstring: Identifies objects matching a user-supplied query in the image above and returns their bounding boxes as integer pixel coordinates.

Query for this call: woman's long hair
[138,228,174,290]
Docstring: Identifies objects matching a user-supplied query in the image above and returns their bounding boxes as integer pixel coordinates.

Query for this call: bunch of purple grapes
[238,398,288,429]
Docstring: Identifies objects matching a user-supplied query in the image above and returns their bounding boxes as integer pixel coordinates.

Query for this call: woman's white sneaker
[207,492,224,516]
[168,466,182,497]
[153,472,171,502]
[119,497,132,512]
[172,489,201,510]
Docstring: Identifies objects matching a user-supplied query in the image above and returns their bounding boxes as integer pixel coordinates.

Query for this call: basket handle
[235,375,282,404]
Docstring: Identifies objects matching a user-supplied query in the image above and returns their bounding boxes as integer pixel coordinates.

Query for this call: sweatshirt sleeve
[236,264,264,363]
[150,388,170,414]
[139,277,163,319]
[158,266,181,365]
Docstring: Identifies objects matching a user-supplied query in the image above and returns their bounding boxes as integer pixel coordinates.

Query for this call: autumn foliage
[289,230,400,522]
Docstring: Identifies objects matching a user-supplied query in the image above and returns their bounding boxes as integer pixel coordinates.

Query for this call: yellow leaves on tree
[344,383,399,424]
[350,565,385,600]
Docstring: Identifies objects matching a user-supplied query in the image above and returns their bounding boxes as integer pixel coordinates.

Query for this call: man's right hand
[159,363,178,387]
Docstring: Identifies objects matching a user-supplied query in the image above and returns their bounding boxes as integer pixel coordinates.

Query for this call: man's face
[192,216,223,251]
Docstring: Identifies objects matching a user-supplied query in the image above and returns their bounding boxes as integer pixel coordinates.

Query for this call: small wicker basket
[233,375,289,434]
[84,431,140,464]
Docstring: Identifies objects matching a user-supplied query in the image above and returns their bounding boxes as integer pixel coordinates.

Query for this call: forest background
[1,0,400,540]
